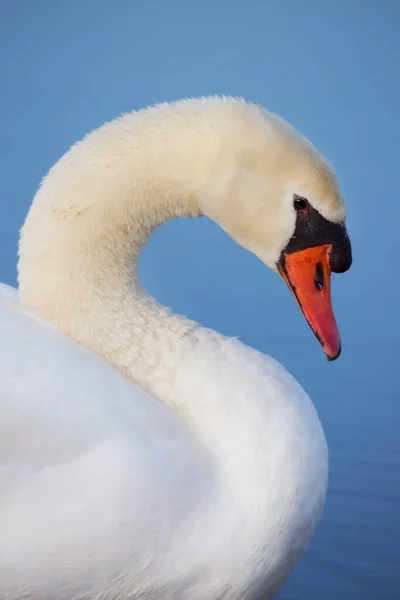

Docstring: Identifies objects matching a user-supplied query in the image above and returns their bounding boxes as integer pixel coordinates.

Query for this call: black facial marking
[284,200,352,273]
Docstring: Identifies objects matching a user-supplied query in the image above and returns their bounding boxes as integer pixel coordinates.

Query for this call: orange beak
[278,244,341,360]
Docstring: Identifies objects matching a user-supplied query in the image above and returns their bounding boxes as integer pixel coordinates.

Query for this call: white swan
[0,97,352,600]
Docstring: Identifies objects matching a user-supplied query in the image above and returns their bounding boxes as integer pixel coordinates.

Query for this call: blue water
[1,1,399,598]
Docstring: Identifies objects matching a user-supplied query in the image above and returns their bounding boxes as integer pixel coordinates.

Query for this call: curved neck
[18,110,221,393]
[17,106,327,544]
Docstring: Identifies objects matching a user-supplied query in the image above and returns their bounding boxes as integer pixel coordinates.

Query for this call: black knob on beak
[329,223,352,274]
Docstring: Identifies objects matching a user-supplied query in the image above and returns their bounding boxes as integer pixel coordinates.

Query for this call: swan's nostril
[315,262,324,291]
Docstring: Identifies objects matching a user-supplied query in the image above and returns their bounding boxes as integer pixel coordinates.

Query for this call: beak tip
[325,342,342,362]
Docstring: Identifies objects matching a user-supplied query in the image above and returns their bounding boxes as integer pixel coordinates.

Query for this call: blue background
[1,1,399,598]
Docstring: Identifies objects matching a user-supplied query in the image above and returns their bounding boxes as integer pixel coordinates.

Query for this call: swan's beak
[278,244,340,360]
[277,209,352,361]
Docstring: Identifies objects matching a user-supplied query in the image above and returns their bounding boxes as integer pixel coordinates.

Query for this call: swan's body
[0,97,350,599]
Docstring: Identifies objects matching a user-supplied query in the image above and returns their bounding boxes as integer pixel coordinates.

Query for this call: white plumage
[0,97,346,599]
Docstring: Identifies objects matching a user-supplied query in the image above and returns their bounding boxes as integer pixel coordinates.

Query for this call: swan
[0,97,352,600]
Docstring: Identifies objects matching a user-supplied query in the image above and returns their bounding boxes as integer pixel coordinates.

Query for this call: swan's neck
[18,111,219,395]
[18,108,328,565]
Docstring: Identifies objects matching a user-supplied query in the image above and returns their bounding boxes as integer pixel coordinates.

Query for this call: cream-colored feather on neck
[18,96,344,393]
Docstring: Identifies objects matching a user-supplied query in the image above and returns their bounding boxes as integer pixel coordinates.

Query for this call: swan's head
[199,101,352,360]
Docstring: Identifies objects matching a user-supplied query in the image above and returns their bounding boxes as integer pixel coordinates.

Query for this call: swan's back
[0,284,211,598]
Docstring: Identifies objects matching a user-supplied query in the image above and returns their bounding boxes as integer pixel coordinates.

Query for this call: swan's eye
[293,197,309,211]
